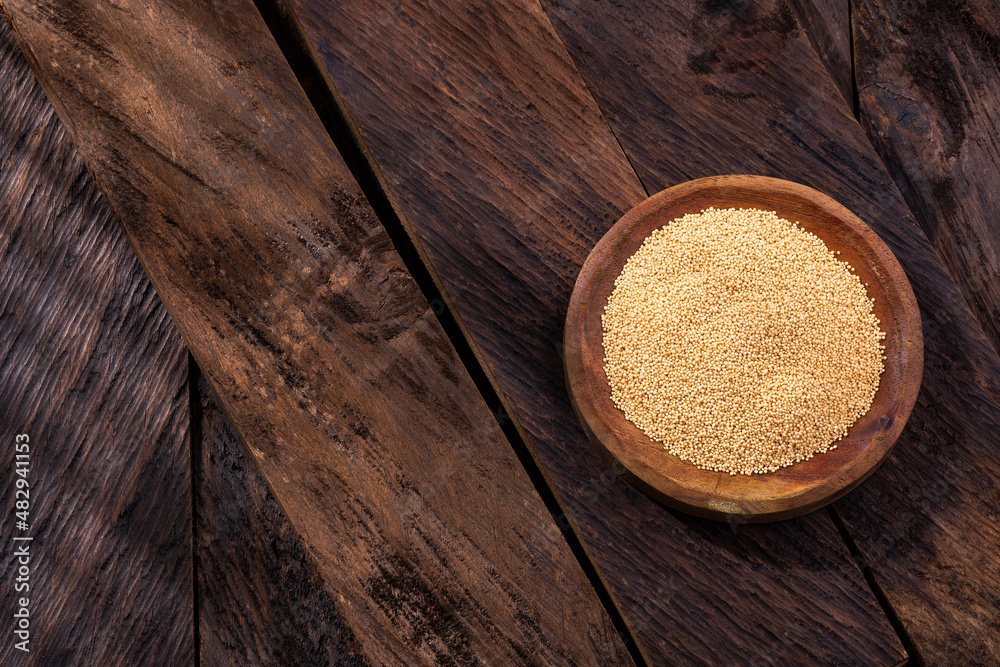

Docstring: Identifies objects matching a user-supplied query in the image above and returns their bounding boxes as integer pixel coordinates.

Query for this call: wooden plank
[0,0,630,664]
[788,0,853,105]
[538,0,1000,662]
[195,372,369,666]
[853,0,1000,371]
[849,0,1000,661]
[279,0,908,663]
[0,18,192,665]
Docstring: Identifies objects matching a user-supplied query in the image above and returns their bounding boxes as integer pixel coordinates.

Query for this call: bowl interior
[565,175,923,521]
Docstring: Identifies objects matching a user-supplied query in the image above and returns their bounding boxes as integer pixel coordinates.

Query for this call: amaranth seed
[602,207,886,475]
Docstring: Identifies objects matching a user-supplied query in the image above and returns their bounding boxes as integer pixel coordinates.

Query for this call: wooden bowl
[565,175,923,522]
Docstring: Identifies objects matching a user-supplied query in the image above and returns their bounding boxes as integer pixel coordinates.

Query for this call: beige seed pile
[602,207,886,475]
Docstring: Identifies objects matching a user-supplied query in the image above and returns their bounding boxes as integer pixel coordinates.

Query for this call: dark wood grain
[195,372,369,666]
[0,0,630,664]
[849,1,1000,661]
[540,0,1000,662]
[566,175,923,522]
[0,18,192,665]
[279,0,908,663]
[788,0,852,104]
[853,0,1000,381]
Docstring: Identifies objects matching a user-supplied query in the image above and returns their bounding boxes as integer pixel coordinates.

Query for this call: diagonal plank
[278,0,908,662]
[0,19,192,665]
[788,0,852,105]
[0,0,630,663]
[853,0,1000,374]
[540,0,1000,662]
[195,372,369,666]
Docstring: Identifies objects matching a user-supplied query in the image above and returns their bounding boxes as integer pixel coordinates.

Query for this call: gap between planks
[188,354,203,667]
[827,507,921,666]
[848,0,861,120]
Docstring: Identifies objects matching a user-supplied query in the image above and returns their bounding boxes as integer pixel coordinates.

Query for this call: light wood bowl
[565,175,923,522]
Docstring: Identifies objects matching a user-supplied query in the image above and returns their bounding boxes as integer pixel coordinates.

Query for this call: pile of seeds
[602,207,886,475]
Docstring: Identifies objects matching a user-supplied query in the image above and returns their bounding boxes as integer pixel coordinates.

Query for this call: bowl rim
[564,175,924,522]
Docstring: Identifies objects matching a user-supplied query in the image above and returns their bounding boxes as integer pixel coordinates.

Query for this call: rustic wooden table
[1,0,998,665]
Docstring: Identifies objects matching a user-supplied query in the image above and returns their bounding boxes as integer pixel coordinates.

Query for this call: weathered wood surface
[853,0,1000,369]
[540,0,1000,662]
[0,0,631,664]
[0,18,192,665]
[195,371,369,666]
[281,0,906,662]
[788,0,852,104]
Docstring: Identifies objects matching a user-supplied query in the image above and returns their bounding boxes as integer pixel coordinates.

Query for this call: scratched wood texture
[277,0,907,663]
[788,0,852,104]
[0,18,192,665]
[195,372,369,666]
[540,0,1000,662]
[0,0,631,664]
[853,0,1000,366]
